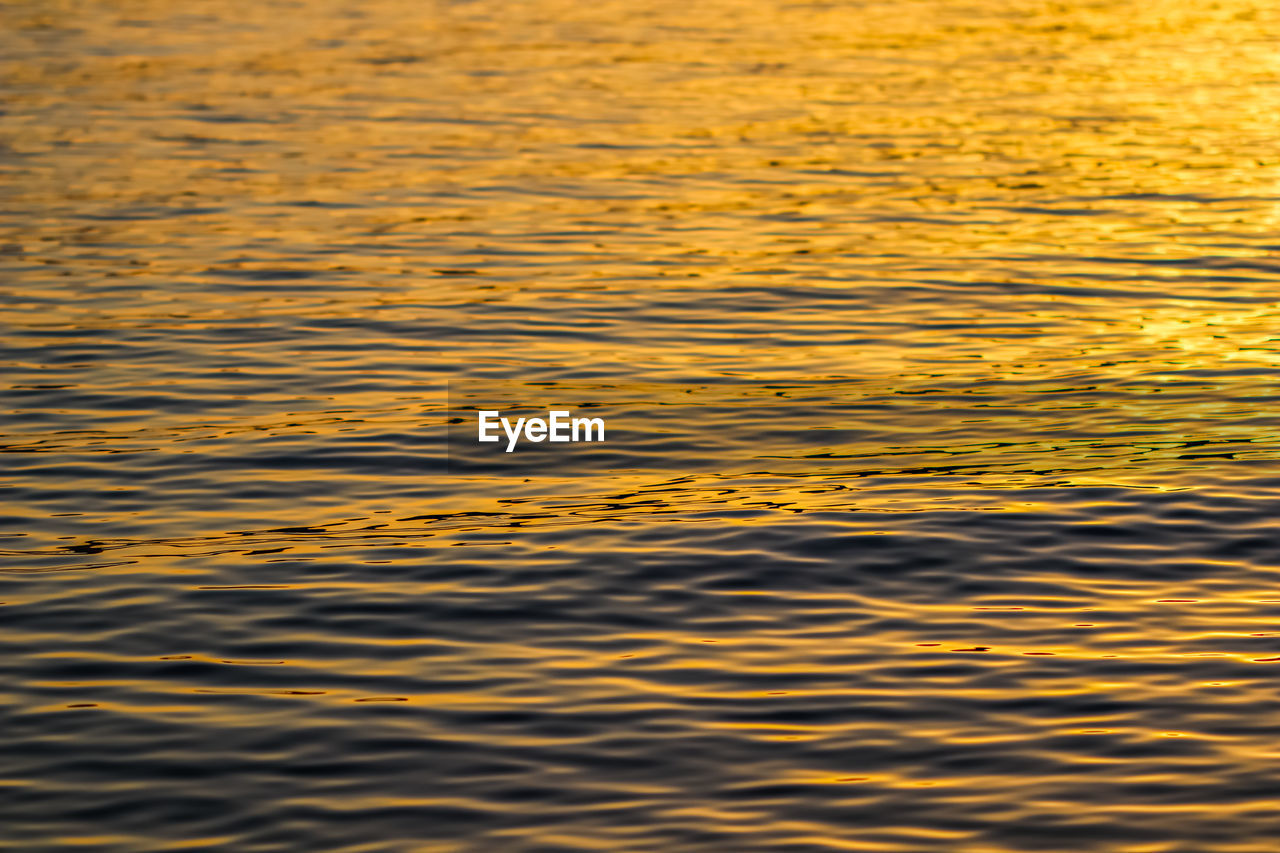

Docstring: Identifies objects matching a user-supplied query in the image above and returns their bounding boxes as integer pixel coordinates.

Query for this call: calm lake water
[5,0,1280,850]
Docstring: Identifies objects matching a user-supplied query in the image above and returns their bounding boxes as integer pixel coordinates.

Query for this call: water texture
[5,0,1280,850]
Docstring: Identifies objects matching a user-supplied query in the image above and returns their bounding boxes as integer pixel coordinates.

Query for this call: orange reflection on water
[7,0,1280,851]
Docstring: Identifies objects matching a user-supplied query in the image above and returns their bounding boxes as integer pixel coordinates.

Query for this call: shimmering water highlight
[5,0,1280,850]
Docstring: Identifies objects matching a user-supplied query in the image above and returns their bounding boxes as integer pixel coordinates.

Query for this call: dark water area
[6,0,1280,850]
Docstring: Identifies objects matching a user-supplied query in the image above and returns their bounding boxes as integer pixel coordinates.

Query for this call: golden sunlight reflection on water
[6,0,1280,851]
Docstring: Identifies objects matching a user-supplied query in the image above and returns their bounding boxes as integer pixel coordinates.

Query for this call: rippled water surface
[6,0,1280,850]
